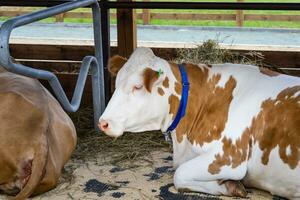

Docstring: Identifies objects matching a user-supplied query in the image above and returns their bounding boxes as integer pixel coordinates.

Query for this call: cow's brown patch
[108,55,127,77]
[169,94,180,117]
[157,87,165,96]
[168,62,236,145]
[168,62,182,95]
[223,180,247,198]
[208,86,300,174]
[251,86,300,169]
[259,67,280,77]
[174,82,181,95]
[162,77,169,88]
[208,131,251,174]
[143,68,159,93]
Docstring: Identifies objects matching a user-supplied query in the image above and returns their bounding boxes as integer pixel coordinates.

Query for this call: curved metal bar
[0,0,105,128]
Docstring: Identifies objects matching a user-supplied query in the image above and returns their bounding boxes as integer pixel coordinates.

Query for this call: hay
[175,39,284,73]
[68,107,170,168]
[59,107,170,185]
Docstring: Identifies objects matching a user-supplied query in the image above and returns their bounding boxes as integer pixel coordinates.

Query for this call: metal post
[91,1,106,128]
[100,0,111,103]
[0,0,106,129]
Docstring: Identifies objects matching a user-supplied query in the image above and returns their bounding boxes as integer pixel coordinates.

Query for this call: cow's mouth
[100,127,124,138]
[103,131,124,138]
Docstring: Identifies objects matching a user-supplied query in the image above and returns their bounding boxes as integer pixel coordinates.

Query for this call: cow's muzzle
[98,118,124,138]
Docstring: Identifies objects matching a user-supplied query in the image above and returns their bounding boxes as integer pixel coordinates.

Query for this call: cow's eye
[133,85,143,91]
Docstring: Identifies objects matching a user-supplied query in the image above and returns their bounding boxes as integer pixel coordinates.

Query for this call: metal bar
[91,1,106,128]
[100,0,111,104]
[107,2,300,10]
[0,1,71,7]
[1,1,300,11]
[0,0,106,129]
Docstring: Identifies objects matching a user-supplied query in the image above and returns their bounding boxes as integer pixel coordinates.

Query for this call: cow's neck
[168,62,236,147]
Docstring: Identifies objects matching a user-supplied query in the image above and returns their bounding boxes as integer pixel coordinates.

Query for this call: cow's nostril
[99,120,109,132]
[103,122,108,129]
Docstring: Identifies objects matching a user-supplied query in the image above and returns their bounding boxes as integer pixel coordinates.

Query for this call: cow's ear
[108,55,127,77]
[143,67,159,93]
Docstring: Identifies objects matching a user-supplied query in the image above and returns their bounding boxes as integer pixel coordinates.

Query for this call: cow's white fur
[100,47,300,199]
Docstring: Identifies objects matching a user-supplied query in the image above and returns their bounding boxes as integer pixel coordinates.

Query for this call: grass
[0,0,299,28]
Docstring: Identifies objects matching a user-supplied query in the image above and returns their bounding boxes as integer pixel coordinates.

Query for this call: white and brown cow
[0,66,76,200]
[99,47,300,199]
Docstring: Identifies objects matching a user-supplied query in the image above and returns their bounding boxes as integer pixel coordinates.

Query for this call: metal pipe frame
[1,1,300,10]
[0,0,106,128]
[106,2,300,10]
[100,0,111,104]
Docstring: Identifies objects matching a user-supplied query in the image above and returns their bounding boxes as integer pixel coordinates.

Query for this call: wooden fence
[9,44,300,104]
[1,3,300,27]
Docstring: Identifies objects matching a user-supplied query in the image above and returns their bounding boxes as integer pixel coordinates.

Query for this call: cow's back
[0,70,76,196]
[0,72,49,192]
[33,83,77,195]
[210,64,300,198]
[210,64,299,139]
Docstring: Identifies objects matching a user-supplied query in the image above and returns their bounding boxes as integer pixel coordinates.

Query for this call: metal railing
[1,1,300,10]
[0,0,105,128]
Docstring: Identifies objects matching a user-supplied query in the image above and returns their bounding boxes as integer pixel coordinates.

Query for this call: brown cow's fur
[209,86,300,174]
[143,68,159,93]
[259,67,280,77]
[108,55,127,77]
[208,131,251,174]
[169,94,180,116]
[168,62,237,146]
[157,87,165,96]
[162,77,169,88]
[223,180,247,198]
[252,86,300,168]
[0,69,76,199]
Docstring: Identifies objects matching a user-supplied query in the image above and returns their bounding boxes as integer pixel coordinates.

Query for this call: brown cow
[0,66,76,200]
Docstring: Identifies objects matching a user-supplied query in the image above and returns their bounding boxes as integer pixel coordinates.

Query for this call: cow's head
[99,47,179,138]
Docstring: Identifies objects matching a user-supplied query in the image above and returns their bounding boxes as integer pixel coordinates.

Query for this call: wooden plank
[40,73,93,105]
[0,10,30,17]
[10,43,300,69]
[236,0,244,27]
[55,13,65,22]
[142,0,151,25]
[10,44,95,60]
[64,11,92,18]
[150,13,236,21]
[117,0,137,58]
[17,59,82,73]
[8,48,299,107]
[245,14,300,22]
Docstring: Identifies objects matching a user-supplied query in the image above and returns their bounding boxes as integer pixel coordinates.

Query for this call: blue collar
[163,64,190,143]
